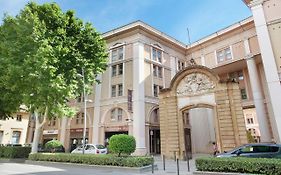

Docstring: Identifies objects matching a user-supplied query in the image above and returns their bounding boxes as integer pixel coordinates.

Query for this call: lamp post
[82,68,87,154]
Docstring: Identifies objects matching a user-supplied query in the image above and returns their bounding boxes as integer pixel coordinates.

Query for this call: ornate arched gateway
[159,65,248,159]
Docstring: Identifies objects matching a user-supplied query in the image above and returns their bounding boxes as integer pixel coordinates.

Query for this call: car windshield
[96,145,105,149]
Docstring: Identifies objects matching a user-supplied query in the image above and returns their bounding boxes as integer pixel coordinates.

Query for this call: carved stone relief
[177,73,215,96]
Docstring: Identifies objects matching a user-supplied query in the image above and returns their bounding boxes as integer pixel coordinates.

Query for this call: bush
[108,134,136,156]
[196,157,281,175]
[45,140,64,153]
[0,146,31,158]
[28,153,153,167]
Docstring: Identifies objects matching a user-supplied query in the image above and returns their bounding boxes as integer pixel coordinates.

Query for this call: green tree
[0,2,108,153]
[108,134,136,157]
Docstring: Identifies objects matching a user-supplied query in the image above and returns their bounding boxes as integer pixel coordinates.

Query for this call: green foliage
[246,130,256,143]
[0,2,108,119]
[28,153,153,167]
[0,146,31,158]
[196,157,281,175]
[45,140,63,149]
[108,134,136,156]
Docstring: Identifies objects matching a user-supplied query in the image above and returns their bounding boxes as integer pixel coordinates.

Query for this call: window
[118,64,123,75]
[111,110,116,121]
[152,48,162,63]
[52,118,56,126]
[16,115,22,121]
[247,118,254,124]
[216,47,232,63]
[177,60,185,71]
[111,108,123,122]
[151,108,159,123]
[112,64,123,77]
[118,84,123,96]
[112,65,117,77]
[154,85,158,97]
[183,111,190,126]
[241,88,247,100]
[153,85,162,97]
[153,65,163,78]
[111,85,116,97]
[158,67,162,78]
[153,65,157,76]
[111,47,123,62]
[76,114,80,124]
[11,131,21,144]
[117,108,122,121]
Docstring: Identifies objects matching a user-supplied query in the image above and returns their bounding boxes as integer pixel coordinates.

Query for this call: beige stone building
[23,0,281,156]
[0,110,29,145]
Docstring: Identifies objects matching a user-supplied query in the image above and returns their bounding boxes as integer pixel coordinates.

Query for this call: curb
[193,171,258,175]
[0,158,27,163]
[25,160,158,173]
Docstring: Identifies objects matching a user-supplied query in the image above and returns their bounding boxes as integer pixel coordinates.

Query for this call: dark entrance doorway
[183,110,192,159]
[149,129,161,154]
[184,128,192,159]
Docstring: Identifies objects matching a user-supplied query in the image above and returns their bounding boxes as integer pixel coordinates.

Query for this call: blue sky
[0,0,251,44]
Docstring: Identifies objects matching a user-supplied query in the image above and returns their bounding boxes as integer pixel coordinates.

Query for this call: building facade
[0,110,29,145]
[23,0,280,155]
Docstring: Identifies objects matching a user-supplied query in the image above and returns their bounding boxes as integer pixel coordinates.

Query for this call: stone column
[246,55,272,142]
[92,75,101,144]
[59,117,67,145]
[250,0,281,142]
[132,41,146,155]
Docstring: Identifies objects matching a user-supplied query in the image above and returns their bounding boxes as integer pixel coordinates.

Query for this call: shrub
[28,153,153,167]
[45,140,63,153]
[196,157,281,175]
[0,146,31,158]
[108,134,136,156]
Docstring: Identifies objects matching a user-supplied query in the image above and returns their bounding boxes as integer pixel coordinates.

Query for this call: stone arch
[100,106,130,125]
[159,65,247,159]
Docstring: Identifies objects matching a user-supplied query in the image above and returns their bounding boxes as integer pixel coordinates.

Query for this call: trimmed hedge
[196,157,281,175]
[28,153,153,167]
[0,146,31,158]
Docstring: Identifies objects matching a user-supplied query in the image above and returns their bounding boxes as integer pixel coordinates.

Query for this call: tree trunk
[31,108,48,153]
[31,125,41,153]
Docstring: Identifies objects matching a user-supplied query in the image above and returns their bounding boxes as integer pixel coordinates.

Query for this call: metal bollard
[187,154,190,172]
[163,154,166,171]
[176,158,179,175]
[152,155,154,174]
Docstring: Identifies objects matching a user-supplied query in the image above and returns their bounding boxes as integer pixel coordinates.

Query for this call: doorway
[149,128,161,154]
[183,108,215,154]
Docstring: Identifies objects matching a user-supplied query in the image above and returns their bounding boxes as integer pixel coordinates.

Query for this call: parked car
[216,143,281,158]
[71,144,107,154]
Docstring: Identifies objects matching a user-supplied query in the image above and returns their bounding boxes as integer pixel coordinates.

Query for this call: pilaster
[92,75,101,144]
[250,0,281,142]
[132,41,146,155]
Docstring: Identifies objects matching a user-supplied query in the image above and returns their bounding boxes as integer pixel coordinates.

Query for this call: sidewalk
[144,154,210,175]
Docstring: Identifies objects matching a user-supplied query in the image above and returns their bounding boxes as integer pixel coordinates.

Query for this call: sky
[0,0,252,44]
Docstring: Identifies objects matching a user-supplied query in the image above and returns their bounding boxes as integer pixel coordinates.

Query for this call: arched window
[151,108,159,123]
[111,108,123,122]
